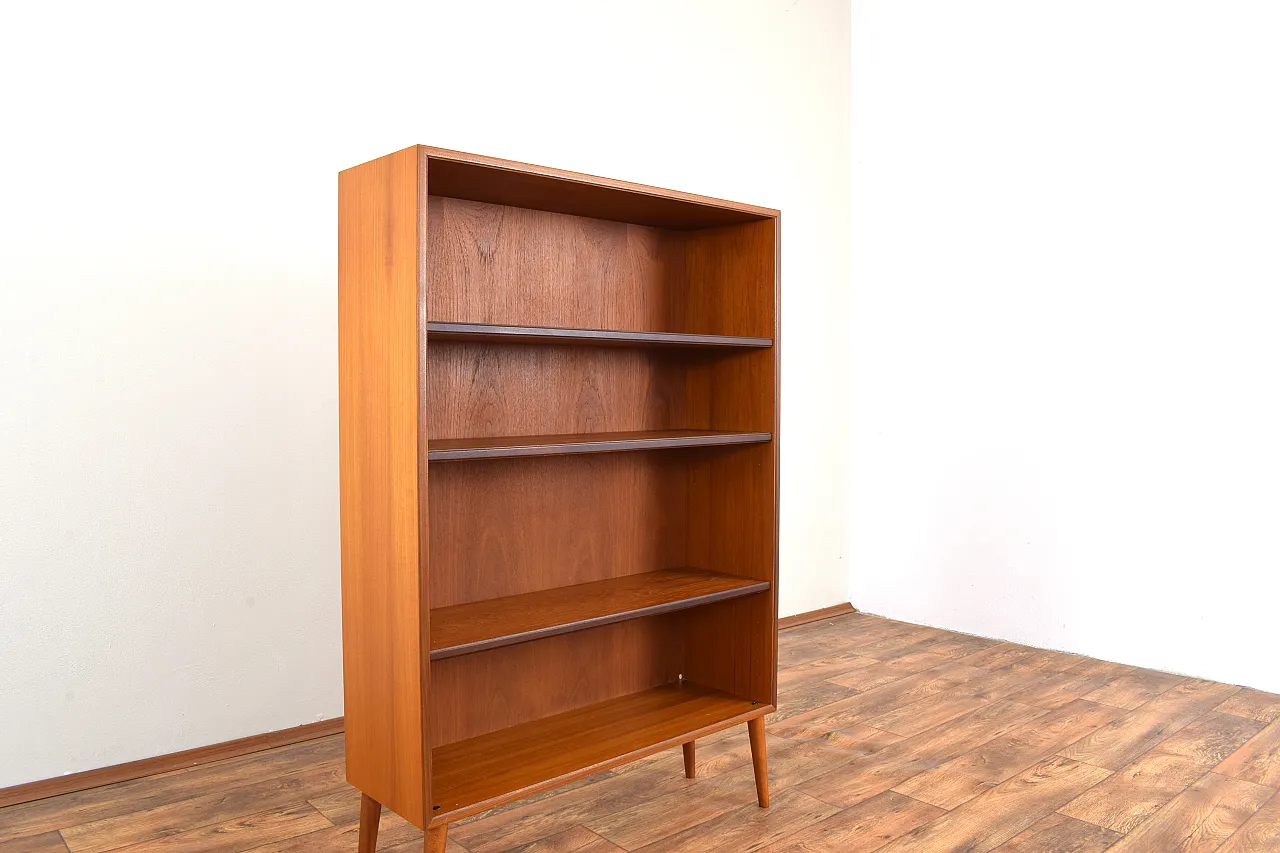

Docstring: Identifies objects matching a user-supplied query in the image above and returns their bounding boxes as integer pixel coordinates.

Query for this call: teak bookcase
[338,145,780,852]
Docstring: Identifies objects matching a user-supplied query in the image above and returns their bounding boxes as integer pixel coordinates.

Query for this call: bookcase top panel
[418,145,778,230]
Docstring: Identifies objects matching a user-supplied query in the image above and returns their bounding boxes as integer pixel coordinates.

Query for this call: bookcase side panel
[338,147,429,826]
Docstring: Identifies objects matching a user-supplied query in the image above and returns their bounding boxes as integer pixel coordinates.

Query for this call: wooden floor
[4,612,1280,852]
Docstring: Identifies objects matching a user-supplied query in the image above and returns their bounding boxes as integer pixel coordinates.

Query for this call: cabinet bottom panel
[430,681,767,824]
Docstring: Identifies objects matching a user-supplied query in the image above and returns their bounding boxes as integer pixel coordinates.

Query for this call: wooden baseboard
[0,717,344,809]
[779,602,856,630]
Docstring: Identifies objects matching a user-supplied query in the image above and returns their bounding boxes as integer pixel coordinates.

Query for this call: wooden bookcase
[338,146,779,852]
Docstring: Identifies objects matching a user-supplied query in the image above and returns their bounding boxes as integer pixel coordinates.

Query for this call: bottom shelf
[431,682,765,821]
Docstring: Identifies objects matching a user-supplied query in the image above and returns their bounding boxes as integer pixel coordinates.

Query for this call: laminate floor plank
[1080,668,1187,710]
[501,825,623,853]
[1057,679,1242,770]
[6,613,1280,853]
[1007,670,1117,711]
[629,789,838,853]
[755,789,943,853]
[0,738,344,843]
[824,650,965,693]
[988,812,1120,853]
[893,699,1124,809]
[861,666,1060,738]
[795,700,1049,807]
[1216,689,1280,725]
[874,756,1112,853]
[3,831,71,853]
[57,763,347,853]
[776,653,879,691]
[773,661,991,737]
[1100,771,1272,853]
[1216,718,1280,787]
[1216,791,1280,853]
[98,803,330,853]
[1059,711,1264,833]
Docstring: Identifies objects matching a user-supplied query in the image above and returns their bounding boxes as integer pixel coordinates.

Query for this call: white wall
[849,1,1280,693]
[0,0,850,787]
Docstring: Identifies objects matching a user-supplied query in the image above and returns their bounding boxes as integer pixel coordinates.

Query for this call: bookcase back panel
[429,453,689,608]
[427,196,688,332]
[429,615,682,746]
[426,343,690,439]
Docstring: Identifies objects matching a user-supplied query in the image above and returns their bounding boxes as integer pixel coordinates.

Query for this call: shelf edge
[426,321,772,349]
[430,579,770,661]
[428,431,772,461]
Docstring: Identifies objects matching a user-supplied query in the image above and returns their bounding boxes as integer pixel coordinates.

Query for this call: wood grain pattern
[1216,688,1280,724]
[1216,791,1280,853]
[1080,667,1186,710]
[9,612,1280,853]
[88,803,329,853]
[427,197,685,332]
[428,429,770,461]
[628,789,836,853]
[989,812,1120,853]
[860,665,1065,737]
[430,569,768,659]
[1056,678,1242,770]
[426,343,690,441]
[892,699,1124,809]
[755,790,944,853]
[428,453,687,608]
[796,700,1049,807]
[1101,772,1272,853]
[337,145,430,827]
[57,763,346,852]
[1217,718,1280,787]
[0,737,343,843]
[1059,710,1264,832]
[876,757,1112,853]
[426,321,771,349]
[2,832,70,853]
[431,683,766,822]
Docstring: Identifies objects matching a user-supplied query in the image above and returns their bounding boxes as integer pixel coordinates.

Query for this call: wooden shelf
[427,321,772,349]
[431,569,770,660]
[428,429,771,461]
[431,683,765,821]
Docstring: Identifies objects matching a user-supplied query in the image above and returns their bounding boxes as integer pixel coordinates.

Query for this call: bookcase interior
[422,190,777,815]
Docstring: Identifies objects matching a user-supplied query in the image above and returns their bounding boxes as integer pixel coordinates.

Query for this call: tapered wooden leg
[358,793,381,853]
[682,741,696,779]
[747,716,769,808]
[425,824,448,853]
